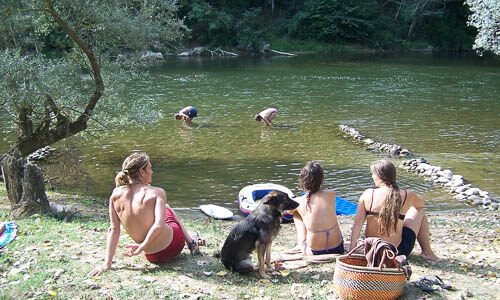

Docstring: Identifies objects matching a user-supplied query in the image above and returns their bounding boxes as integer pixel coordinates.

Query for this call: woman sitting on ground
[90,152,200,276]
[349,160,438,261]
[290,161,344,255]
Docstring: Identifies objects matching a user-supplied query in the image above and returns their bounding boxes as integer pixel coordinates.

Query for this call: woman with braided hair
[89,152,200,276]
[349,160,438,261]
[289,161,344,255]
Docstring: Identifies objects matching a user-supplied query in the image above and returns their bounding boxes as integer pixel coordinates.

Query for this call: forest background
[1,0,491,56]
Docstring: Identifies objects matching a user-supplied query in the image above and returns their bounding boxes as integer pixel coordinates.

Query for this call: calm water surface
[4,54,500,210]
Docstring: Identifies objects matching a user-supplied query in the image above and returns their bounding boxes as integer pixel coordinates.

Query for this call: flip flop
[415,276,436,293]
[191,231,206,246]
[432,275,452,290]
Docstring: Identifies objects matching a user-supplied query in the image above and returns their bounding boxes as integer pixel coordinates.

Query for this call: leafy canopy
[0,0,187,152]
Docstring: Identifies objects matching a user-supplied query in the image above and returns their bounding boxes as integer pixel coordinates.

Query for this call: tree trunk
[1,150,49,219]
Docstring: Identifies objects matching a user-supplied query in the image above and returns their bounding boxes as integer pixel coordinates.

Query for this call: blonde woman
[90,152,199,276]
[349,160,438,261]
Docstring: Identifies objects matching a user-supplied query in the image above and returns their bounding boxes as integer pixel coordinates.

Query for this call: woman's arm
[349,191,368,251]
[124,190,166,256]
[89,194,121,276]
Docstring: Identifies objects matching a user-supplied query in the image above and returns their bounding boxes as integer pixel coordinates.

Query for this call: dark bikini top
[366,189,408,220]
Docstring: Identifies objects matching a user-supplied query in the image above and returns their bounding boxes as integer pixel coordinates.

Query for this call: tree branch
[44,0,104,124]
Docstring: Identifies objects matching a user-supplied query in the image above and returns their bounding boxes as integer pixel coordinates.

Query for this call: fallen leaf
[47,289,57,297]
[203,271,213,276]
[216,271,227,276]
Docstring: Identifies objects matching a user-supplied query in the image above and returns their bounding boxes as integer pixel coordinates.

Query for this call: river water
[2,53,499,210]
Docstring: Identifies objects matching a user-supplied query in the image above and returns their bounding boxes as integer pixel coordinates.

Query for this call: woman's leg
[404,207,439,262]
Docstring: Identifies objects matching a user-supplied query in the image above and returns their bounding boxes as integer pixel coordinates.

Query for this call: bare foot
[418,251,439,262]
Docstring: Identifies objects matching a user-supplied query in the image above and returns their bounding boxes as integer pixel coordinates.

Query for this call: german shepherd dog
[220,190,299,278]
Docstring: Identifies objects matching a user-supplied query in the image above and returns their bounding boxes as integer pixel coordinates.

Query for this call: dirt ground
[1,191,499,299]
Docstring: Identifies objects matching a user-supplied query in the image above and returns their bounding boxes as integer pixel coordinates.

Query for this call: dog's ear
[262,192,279,206]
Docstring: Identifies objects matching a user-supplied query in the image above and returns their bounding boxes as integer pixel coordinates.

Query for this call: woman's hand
[123,244,142,257]
[88,264,109,277]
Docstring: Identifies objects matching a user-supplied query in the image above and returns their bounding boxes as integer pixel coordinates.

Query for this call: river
[2,53,499,210]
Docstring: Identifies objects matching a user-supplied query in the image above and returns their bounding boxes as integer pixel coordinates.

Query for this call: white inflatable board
[199,204,234,220]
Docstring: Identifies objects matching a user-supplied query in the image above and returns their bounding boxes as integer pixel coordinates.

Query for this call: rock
[399,149,411,156]
[451,178,464,187]
[363,138,374,145]
[441,170,453,180]
[140,51,163,60]
[422,170,433,177]
[471,197,483,206]
[465,188,481,196]
[435,177,450,184]
[455,194,468,202]
[464,290,473,297]
[491,203,498,210]
[416,163,431,172]
[479,191,489,197]
[455,185,471,193]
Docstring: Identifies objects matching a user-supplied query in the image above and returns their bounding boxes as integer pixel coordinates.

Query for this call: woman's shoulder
[146,185,166,196]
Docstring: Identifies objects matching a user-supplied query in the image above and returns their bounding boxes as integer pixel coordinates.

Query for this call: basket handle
[347,242,402,271]
[345,242,365,257]
[377,248,398,270]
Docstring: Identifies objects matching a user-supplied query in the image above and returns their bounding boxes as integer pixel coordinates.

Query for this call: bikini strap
[368,188,375,212]
[401,189,408,207]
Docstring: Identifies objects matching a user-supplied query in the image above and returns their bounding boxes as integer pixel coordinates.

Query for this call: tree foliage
[0,0,186,216]
[0,0,186,156]
[177,0,477,51]
[465,0,500,55]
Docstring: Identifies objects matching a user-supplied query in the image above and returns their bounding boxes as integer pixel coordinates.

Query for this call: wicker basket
[334,246,406,300]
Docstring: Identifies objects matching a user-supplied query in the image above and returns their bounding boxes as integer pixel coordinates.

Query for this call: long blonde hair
[299,161,324,211]
[370,160,401,236]
[115,152,150,187]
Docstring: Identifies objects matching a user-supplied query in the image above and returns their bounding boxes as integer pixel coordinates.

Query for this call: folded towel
[0,221,18,249]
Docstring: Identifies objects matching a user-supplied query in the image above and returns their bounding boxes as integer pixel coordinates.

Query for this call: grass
[1,182,499,299]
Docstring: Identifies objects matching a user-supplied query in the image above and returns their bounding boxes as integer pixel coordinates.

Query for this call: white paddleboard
[199,204,234,220]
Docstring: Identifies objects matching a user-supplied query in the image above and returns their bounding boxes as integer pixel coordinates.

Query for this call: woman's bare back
[297,190,342,249]
[111,185,173,254]
[363,188,418,246]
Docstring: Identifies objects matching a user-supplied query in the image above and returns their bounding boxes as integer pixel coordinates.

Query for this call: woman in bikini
[349,160,438,261]
[89,152,200,276]
[290,161,344,255]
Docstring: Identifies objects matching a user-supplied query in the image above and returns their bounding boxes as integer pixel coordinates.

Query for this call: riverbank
[0,186,498,299]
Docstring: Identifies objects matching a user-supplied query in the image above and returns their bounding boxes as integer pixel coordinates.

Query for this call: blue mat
[0,221,18,249]
[336,196,357,215]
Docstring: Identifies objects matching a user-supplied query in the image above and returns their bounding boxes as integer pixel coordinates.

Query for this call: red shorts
[145,207,185,264]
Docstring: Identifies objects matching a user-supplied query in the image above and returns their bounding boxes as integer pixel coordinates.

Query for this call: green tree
[465,0,500,55]
[0,0,186,218]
